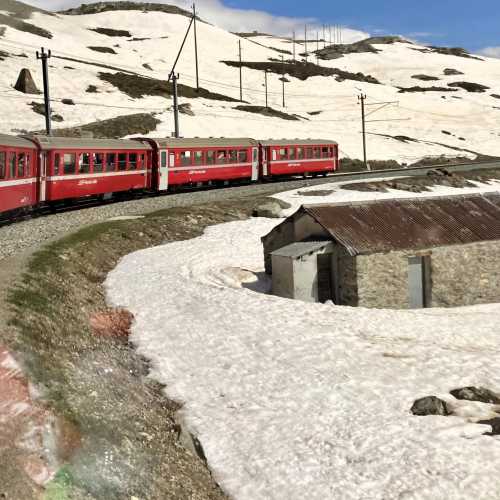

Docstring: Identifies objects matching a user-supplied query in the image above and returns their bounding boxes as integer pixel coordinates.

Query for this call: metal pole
[265,69,268,108]
[358,93,367,168]
[238,39,243,102]
[173,73,180,138]
[316,31,319,64]
[193,3,199,91]
[292,30,296,62]
[304,25,308,62]
[36,47,52,136]
[281,55,285,107]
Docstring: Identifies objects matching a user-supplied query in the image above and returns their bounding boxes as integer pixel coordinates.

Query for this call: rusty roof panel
[303,193,500,255]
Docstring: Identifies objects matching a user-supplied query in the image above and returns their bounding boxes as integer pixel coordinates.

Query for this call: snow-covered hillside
[1,1,500,163]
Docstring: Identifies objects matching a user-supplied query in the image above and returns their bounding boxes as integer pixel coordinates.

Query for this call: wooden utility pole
[193,3,199,91]
[238,39,243,101]
[358,93,368,169]
[36,47,52,136]
[280,55,285,107]
[264,69,268,108]
[304,25,308,62]
[292,30,296,61]
[172,73,180,138]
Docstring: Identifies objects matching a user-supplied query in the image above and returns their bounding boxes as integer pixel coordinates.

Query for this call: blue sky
[224,0,499,51]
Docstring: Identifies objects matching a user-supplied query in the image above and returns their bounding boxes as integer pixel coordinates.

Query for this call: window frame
[118,152,128,171]
[0,151,6,180]
[238,150,248,163]
[216,149,227,165]
[206,150,215,165]
[63,152,76,175]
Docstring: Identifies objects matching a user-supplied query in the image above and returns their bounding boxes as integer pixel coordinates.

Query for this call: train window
[180,151,191,166]
[160,151,167,168]
[321,146,329,157]
[129,153,137,170]
[297,147,304,159]
[79,153,91,174]
[106,153,116,172]
[64,153,76,175]
[94,153,104,173]
[9,153,16,178]
[194,151,203,165]
[139,154,145,168]
[289,148,296,160]
[216,150,226,164]
[253,148,258,162]
[238,150,248,163]
[305,147,312,159]
[54,153,61,175]
[272,149,277,161]
[18,153,25,177]
[206,150,215,164]
[26,153,31,176]
[279,148,287,160]
[0,152,5,179]
[229,150,237,163]
[313,147,321,159]
[330,146,335,157]
[118,153,127,171]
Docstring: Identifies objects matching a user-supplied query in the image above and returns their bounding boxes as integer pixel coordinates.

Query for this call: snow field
[107,181,500,500]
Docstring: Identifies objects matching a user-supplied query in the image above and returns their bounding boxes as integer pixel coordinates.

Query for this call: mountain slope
[0,1,499,163]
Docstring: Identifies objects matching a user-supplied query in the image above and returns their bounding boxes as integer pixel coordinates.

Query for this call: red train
[0,134,338,217]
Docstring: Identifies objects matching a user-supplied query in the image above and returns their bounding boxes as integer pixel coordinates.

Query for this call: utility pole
[193,3,199,91]
[264,69,268,108]
[238,39,243,101]
[304,24,308,63]
[280,55,285,108]
[316,31,319,64]
[168,14,195,138]
[358,93,368,169]
[36,47,52,136]
[172,73,180,138]
[292,30,296,62]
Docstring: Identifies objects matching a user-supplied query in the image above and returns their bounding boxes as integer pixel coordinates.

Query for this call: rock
[52,114,64,122]
[450,387,500,404]
[444,68,464,76]
[86,85,99,93]
[478,417,500,436]
[14,68,40,94]
[411,396,450,416]
[253,200,288,218]
[61,98,75,105]
[178,103,194,116]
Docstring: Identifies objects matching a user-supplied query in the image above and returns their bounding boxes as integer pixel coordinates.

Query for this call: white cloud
[26,0,368,42]
[478,46,500,59]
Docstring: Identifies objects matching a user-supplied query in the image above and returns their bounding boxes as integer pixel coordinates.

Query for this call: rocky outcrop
[450,386,500,404]
[411,396,450,416]
[14,68,40,94]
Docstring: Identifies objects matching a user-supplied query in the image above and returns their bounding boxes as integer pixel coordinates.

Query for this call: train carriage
[143,138,259,191]
[0,134,38,215]
[260,139,338,177]
[29,136,153,203]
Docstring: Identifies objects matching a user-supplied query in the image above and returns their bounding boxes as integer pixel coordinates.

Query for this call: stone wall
[352,239,500,309]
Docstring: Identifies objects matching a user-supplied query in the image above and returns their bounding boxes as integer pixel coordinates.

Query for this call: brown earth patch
[90,308,134,339]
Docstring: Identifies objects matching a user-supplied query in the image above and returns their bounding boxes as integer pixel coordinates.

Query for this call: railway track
[1,158,500,261]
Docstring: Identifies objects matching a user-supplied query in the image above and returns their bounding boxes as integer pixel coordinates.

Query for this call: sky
[26,0,500,56]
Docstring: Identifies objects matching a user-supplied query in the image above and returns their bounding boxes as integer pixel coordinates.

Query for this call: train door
[158,149,169,191]
[38,151,47,202]
[251,146,259,181]
[262,146,268,176]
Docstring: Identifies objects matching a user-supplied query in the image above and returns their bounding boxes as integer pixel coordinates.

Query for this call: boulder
[411,396,450,416]
[478,417,500,436]
[252,199,290,218]
[450,387,500,404]
[14,68,40,94]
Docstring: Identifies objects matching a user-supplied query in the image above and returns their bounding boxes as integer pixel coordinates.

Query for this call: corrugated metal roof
[0,134,36,149]
[302,193,500,255]
[28,136,152,151]
[271,241,332,258]
[149,137,258,148]
[260,139,338,146]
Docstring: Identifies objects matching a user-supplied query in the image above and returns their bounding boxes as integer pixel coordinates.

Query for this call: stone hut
[262,193,500,308]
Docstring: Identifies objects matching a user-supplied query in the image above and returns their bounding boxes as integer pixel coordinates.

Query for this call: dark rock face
[88,46,117,54]
[398,86,457,93]
[448,81,490,93]
[412,74,440,81]
[491,94,500,99]
[444,68,464,76]
[14,68,40,94]
[89,27,132,37]
[411,396,450,416]
[61,98,75,105]
[478,417,500,436]
[234,105,301,121]
[86,85,99,93]
[450,387,500,404]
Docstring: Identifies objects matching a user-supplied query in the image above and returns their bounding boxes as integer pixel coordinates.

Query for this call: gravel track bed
[0,176,345,261]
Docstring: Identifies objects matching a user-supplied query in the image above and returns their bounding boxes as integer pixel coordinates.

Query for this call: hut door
[408,256,431,308]
[317,254,332,303]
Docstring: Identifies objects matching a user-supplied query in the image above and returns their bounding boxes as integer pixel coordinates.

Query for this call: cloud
[26,0,368,42]
[478,46,500,59]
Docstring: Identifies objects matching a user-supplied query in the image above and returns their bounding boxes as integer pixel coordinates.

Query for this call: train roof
[146,137,258,148]
[260,139,338,146]
[27,135,152,151]
[0,133,37,149]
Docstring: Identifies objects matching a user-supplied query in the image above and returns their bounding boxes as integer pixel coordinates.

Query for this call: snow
[107,182,500,500]
[0,9,499,162]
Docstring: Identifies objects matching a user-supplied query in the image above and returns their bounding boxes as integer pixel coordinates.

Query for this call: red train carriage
[143,138,259,191]
[0,134,38,215]
[28,136,153,203]
[259,139,338,177]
